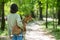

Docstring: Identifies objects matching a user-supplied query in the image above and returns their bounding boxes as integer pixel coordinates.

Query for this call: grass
[0,30,8,36]
[43,24,60,40]
[0,28,8,36]
[0,21,8,36]
[40,20,60,40]
[51,29,60,39]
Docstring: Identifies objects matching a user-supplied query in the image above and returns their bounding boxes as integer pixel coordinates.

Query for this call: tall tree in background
[0,0,10,31]
[1,2,5,31]
[38,1,43,20]
[46,0,48,28]
[31,0,35,18]
[0,3,2,22]
[57,0,60,25]
[0,3,2,17]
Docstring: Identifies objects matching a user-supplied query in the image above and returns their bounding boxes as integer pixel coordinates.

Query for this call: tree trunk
[31,11,35,18]
[58,9,60,25]
[1,2,5,31]
[0,4,2,16]
[0,3,2,22]
[57,0,60,25]
[39,6,43,20]
[38,1,43,20]
[30,0,35,18]
[46,0,48,28]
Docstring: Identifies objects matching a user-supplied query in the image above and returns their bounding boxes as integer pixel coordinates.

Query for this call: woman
[7,4,24,40]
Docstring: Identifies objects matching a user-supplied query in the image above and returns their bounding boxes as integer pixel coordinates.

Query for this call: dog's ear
[28,15,32,21]
[22,15,32,24]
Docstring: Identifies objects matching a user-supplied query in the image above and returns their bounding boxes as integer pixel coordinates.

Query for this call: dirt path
[25,22,56,40]
[0,21,56,40]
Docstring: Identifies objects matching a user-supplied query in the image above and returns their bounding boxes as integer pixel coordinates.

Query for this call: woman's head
[10,4,18,13]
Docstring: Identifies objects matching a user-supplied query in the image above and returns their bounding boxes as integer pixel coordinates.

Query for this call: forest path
[0,21,56,40]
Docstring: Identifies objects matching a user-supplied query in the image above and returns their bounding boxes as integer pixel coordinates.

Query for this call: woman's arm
[16,14,23,30]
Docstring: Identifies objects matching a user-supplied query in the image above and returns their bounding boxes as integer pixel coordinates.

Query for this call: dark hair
[10,4,18,13]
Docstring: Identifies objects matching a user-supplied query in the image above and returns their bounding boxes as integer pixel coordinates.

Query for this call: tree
[46,0,48,28]
[1,2,5,31]
[30,0,36,18]
[31,11,35,18]
[38,1,43,20]
[0,0,10,31]
[57,0,60,25]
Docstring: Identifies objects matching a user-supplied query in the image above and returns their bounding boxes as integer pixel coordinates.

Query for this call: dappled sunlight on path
[25,22,56,40]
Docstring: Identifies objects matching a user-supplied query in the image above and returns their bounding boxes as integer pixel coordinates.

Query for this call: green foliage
[4,1,11,15]
[0,29,8,36]
[4,0,11,3]
[4,0,57,17]
[46,26,60,40]
[0,0,10,3]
